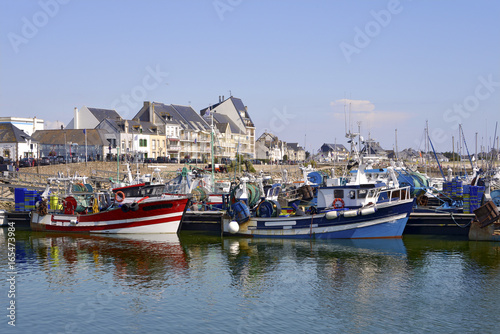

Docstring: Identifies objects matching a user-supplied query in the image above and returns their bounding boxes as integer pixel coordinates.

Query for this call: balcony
[167,146,181,151]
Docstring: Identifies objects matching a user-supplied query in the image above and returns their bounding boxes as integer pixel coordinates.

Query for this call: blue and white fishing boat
[223,139,415,239]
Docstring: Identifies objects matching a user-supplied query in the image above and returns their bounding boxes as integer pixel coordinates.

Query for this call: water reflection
[220,237,408,290]
[5,231,500,289]
[16,232,189,288]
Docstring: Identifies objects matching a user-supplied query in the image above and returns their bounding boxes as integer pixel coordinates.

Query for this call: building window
[152,140,156,149]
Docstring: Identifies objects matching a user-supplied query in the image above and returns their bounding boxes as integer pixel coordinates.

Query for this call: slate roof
[230,97,254,128]
[31,129,109,146]
[200,96,254,130]
[287,143,303,151]
[212,113,242,134]
[144,102,210,132]
[171,105,209,131]
[104,119,164,135]
[361,141,387,156]
[88,108,121,123]
[0,123,34,143]
[320,143,346,152]
[215,122,229,134]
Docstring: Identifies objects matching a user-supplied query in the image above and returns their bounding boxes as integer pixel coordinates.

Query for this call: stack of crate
[463,185,485,213]
[443,180,463,198]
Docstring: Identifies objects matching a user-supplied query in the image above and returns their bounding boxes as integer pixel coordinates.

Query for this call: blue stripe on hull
[309,217,408,239]
[236,199,414,239]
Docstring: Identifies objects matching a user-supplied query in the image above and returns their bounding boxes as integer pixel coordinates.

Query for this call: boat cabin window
[349,190,356,199]
[367,189,377,198]
[334,189,344,199]
[358,189,368,199]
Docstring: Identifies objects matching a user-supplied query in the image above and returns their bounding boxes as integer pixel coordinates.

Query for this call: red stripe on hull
[32,197,189,233]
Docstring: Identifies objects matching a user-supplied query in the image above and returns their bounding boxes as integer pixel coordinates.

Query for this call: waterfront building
[134,102,209,162]
[319,143,348,162]
[0,123,37,160]
[255,132,286,162]
[201,96,255,159]
[31,128,109,161]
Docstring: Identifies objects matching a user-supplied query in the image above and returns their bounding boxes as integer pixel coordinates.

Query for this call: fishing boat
[30,193,189,233]
[223,158,415,239]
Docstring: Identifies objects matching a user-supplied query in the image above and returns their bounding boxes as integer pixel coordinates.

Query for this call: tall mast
[452,135,455,174]
[475,132,478,166]
[210,107,215,192]
[395,128,398,161]
[425,121,428,175]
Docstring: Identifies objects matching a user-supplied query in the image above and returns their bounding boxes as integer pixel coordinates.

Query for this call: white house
[67,106,121,130]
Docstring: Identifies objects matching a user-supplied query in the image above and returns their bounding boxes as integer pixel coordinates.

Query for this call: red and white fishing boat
[30,195,189,234]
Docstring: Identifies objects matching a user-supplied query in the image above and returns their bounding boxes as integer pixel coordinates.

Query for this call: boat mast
[210,106,215,193]
[452,135,455,176]
[395,128,398,161]
[475,132,478,166]
[425,121,429,175]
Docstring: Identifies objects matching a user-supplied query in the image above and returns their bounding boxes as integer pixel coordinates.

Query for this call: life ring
[115,191,125,203]
[333,198,345,209]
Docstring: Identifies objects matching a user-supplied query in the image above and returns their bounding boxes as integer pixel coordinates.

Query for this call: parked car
[157,156,168,163]
[144,158,157,163]
[220,157,233,165]
[49,156,58,164]
[56,156,66,164]
[39,157,50,165]
[19,158,36,167]
[169,158,178,163]
[1,157,12,165]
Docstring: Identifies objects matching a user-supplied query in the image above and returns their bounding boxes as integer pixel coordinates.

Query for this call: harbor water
[2,230,500,333]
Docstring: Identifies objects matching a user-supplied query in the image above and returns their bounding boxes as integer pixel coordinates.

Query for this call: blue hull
[228,199,414,239]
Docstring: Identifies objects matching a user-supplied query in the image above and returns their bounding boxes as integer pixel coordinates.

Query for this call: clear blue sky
[1,0,499,154]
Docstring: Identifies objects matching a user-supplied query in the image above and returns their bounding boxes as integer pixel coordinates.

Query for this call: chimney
[124,119,129,133]
[222,95,224,101]
[33,116,36,134]
[74,107,79,129]
[219,96,221,103]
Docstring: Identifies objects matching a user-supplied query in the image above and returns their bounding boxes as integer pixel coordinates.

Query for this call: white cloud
[330,98,413,129]
[330,99,375,112]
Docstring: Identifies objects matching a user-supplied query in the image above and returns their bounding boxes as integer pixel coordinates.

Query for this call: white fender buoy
[343,210,358,217]
[361,207,377,215]
[325,211,338,219]
[228,221,240,234]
